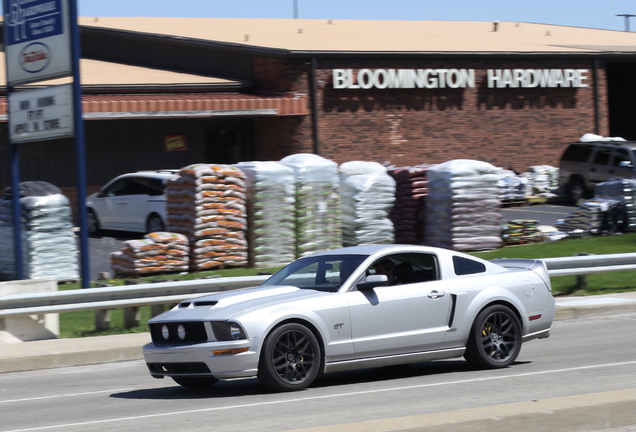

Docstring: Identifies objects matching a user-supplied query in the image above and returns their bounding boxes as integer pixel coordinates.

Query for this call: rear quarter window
[453,256,486,276]
[561,144,592,163]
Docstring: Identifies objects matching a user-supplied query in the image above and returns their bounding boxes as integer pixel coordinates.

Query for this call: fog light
[161,325,170,340]
[177,324,186,340]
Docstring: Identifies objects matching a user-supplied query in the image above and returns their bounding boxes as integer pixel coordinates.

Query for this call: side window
[103,179,130,197]
[593,147,612,166]
[561,144,592,163]
[453,256,486,276]
[369,253,438,285]
[612,149,634,167]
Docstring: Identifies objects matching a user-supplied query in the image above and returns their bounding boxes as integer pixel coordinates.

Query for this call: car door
[347,253,452,359]
[99,177,146,230]
[588,146,613,185]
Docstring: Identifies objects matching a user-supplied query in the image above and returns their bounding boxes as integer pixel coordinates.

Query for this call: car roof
[116,170,178,180]
[307,244,471,258]
[573,141,636,149]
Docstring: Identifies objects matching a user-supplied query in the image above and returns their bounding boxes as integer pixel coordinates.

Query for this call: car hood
[149,285,329,322]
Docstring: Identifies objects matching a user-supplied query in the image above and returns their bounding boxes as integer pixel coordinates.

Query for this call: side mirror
[357,274,389,291]
[618,160,634,169]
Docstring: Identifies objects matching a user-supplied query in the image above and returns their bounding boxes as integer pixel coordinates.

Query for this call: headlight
[161,325,170,340]
[210,321,246,341]
[177,324,186,340]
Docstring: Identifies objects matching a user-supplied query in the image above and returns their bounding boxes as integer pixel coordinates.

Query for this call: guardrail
[1,252,636,336]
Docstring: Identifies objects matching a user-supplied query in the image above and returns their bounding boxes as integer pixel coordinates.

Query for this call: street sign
[3,0,72,85]
[8,84,75,142]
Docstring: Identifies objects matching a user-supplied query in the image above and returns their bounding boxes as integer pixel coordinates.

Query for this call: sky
[76,0,636,32]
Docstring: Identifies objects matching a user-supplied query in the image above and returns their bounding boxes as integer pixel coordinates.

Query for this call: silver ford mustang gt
[143,245,555,391]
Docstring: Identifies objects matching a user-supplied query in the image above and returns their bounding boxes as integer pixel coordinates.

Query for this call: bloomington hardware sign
[8,84,74,142]
[3,0,72,85]
[332,68,589,89]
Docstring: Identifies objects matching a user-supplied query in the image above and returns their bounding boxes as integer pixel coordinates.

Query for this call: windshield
[261,254,368,292]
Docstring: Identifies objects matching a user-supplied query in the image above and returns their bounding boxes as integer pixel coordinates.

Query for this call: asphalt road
[1,313,635,432]
[83,205,579,281]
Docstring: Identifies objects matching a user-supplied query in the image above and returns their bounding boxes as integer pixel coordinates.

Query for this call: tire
[172,376,219,389]
[87,209,100,235]
[568,178,587,204]
[464,305,522,369]
[146,213,165,233]
[258,323,321,392]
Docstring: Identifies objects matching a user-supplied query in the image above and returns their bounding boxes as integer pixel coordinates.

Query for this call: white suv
[86,170,177,234]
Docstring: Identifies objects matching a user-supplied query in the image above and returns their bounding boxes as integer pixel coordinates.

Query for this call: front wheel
[87,209,100,235]
[258,323,321,392]
[172,376,219,389]
[464,305,522,369]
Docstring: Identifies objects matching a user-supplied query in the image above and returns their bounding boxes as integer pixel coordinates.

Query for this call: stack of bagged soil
[425,160,503,251]
[237,161,296,268]
[110,232,189,275]
[595,178,636,232]
[165,164,248,270]
[0,181,79,281]
[339,161,396,246]
[387,165,431,245]
[280,154,342,258]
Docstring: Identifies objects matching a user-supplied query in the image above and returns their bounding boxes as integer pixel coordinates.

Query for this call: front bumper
[143,339,260,379]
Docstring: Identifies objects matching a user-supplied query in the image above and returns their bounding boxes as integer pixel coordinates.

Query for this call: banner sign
[3,0,72,85]
[8,84,75,142]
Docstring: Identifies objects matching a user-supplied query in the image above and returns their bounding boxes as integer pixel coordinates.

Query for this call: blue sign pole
[8,87,25,280]
[68,0,90,288]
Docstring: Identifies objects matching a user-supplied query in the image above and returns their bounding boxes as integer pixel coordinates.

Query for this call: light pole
[293,0,298,19]
[617,14,636,31]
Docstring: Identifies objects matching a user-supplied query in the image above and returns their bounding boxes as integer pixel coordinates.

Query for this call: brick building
[2,18,636,194]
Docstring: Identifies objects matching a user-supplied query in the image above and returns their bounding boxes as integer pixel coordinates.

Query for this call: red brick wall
[252,57,609,172]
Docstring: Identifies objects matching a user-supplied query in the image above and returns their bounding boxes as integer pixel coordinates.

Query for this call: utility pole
[617,14,636,31]
[293,0,298,19]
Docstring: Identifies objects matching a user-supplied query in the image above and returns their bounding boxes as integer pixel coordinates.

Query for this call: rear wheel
[172,376,219,389]
[146,213,165,233]
[258,323,321,392]
[464,305,522,369]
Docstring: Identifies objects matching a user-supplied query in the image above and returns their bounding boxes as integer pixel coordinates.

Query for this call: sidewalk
[1,292,636,375]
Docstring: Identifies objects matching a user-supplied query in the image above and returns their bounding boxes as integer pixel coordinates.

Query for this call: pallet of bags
[110,232,190,275]
[595,178,636,232]
[339,161,396,246]
[237,161,296,268]
[556,198,624,234]
[165,163,248,271]
[501,220,542,245]
[387,164,432,245]
[280,154,342,258]
[523,165,559,196]
[496,168,527,204]
[0,181,79,281]
[424,160,503,251]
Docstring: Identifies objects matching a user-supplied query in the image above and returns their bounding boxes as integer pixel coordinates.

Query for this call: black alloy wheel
[258,323,321,392]
[568,178,587,204]
[172,376,219,389]
[464,304,522,369]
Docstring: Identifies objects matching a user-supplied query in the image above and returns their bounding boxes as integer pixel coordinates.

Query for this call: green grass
[59,233,636,338]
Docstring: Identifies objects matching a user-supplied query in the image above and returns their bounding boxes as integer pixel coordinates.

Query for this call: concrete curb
[283,389,636,432]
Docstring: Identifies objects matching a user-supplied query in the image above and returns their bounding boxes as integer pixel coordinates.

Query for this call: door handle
[427,290,446,299]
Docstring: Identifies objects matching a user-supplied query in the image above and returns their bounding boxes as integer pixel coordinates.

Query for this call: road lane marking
[0,389,134,404]
[3,361,636,432]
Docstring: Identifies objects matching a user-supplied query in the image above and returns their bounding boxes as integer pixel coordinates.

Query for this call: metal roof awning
[0,93,308,121]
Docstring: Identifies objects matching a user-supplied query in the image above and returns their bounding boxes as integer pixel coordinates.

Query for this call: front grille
[147,362,211,374]
[149,322,208,344]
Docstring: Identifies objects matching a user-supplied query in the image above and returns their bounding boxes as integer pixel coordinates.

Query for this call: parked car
[143,244,555,392]
[86,170,177,234]
[559,140,636,202]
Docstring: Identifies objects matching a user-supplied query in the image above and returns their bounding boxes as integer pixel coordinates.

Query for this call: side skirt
[522,328,551,342]
[323,347,466,374]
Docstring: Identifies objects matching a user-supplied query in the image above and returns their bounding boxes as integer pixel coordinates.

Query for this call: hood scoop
[178,301,218,308]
